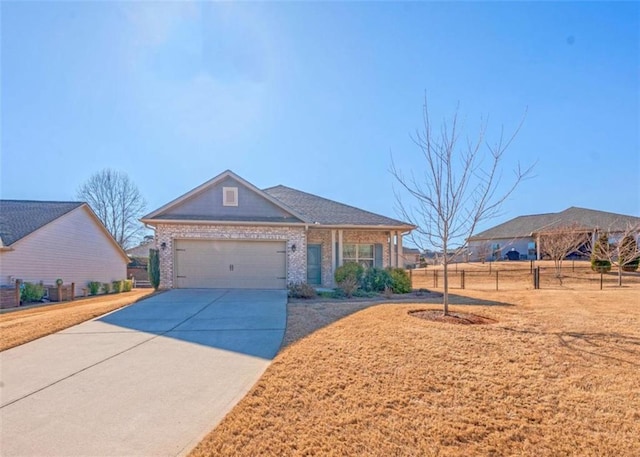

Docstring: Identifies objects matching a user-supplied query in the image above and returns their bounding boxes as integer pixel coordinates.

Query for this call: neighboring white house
[0,200,129,295]
[468,207,640,261]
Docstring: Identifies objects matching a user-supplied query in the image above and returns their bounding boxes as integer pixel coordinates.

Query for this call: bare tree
[391,99,534,315]
[475,242,492,264]
[77,169,147,249]
[587,224,640,286]
[537,223,589,282]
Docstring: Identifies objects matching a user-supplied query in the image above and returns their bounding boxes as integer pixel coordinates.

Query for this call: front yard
[0,289,155,351]
[191,287,640,456]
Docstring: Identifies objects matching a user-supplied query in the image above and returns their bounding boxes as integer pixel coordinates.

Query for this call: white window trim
[223,187,238,207]
[343,243,374,267]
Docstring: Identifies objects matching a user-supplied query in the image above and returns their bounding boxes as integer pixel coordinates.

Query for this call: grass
[0,289,155,351]
[190,286,640,457]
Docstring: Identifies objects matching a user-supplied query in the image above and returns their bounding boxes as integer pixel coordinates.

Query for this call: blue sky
[2,1,639,241]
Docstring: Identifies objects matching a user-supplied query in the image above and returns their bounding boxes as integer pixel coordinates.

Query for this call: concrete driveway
[0,289,287,457]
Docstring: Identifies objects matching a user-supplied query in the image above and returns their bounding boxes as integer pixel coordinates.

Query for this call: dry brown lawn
[411,260,640,291]
[0,289,155,351]
[190,287,640,457]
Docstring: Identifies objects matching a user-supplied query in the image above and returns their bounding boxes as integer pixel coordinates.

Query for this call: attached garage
[174,240,287,289]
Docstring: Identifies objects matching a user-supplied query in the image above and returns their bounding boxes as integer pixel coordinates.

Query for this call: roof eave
[141,218,307,227]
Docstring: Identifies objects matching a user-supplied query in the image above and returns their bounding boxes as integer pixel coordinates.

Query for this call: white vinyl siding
[0,206,127,294]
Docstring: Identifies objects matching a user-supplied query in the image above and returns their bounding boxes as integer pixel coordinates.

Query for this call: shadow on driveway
[93,289,287,360]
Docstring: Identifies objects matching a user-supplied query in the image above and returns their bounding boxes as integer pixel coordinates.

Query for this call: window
[223,187,238,206]
[527,242,536,257]
[343,244,374,268]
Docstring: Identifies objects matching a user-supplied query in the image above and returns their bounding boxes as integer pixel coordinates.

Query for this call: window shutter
[374,244,383,268]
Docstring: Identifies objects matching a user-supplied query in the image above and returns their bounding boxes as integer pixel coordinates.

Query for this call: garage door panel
[174,240,286,289]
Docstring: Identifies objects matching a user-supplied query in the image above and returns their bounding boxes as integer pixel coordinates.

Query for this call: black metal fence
[409,262,640,291]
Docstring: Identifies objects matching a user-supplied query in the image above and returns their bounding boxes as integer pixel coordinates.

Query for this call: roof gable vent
[223,187,238,207]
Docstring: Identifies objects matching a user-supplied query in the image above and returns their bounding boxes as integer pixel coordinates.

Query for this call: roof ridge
[0,199,84,204]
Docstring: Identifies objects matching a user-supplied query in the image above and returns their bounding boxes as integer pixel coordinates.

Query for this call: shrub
[149,248,160,290]
[591,234,612,273]
[20,282,45,303]
[334,262,364,284]
[87,281,101,296]
[337,276,359,298]
[288,282,317,299]
[122,279,133,292]
[101,282,111,294]
[112,280,123,293]
[361,268,393,292]
[388,267,412,294]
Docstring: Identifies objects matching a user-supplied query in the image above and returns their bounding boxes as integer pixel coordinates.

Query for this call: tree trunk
[443,241,449,316]
[618,265,622,287]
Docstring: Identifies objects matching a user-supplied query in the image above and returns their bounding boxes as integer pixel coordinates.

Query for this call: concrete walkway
[0,289,287,457]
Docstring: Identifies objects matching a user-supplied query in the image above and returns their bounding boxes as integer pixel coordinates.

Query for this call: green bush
[591,234,612,273]
[101,282,111,294]
[361,267,393,292]
[334,262,364,284]
[20,282,45,303]
[122,279,133,292]
[149,248,160,290]
[288,282,317,299]
[334,263,364,298]
[388,267,412,294]
[112,280,123,293]
[87,281,101,296]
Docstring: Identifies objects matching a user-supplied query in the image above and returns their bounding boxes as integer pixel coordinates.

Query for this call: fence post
[433,270,438,288]
[496,270,499,291]
[489,262,492,274]
[15,279,22,306]
[600,271,603,290]
[530,260,533,274]
[58,284,62,302]
[461,270,465,289]
[71,283,75,301]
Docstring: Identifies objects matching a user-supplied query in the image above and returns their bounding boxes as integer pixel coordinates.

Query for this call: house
[0,200,129,298]
[140,170,414,289]
[468,207,640,261]
[400,247,421,268]
[125,236,155,283]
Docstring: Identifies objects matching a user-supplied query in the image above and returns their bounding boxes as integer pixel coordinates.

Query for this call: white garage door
[174,240,287,289]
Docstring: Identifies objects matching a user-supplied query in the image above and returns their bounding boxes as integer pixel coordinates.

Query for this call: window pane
[358,244,373,259]
[360,260,374,269]
[343,244,357,259]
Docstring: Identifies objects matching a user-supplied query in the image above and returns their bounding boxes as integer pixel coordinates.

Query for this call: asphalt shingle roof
[264,185,411,227]
[0,200,84,246]
[470,207,640,240]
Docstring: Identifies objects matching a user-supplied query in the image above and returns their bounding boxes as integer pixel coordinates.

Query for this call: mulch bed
[409,309,497,325]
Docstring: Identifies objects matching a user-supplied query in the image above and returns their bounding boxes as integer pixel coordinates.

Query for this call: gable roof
[0,199,130,262]
[264,185,413,228]
[142,170,414,230]
[470,207,640,241]
[0,200,84,246]
[141,170,307,224]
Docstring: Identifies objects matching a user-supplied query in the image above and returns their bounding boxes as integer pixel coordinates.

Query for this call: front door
[307,244,322,285]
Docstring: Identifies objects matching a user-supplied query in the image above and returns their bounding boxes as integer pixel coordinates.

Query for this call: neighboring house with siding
[468,207,640,261]
[141,170,415,290]
[0,200,129,295]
